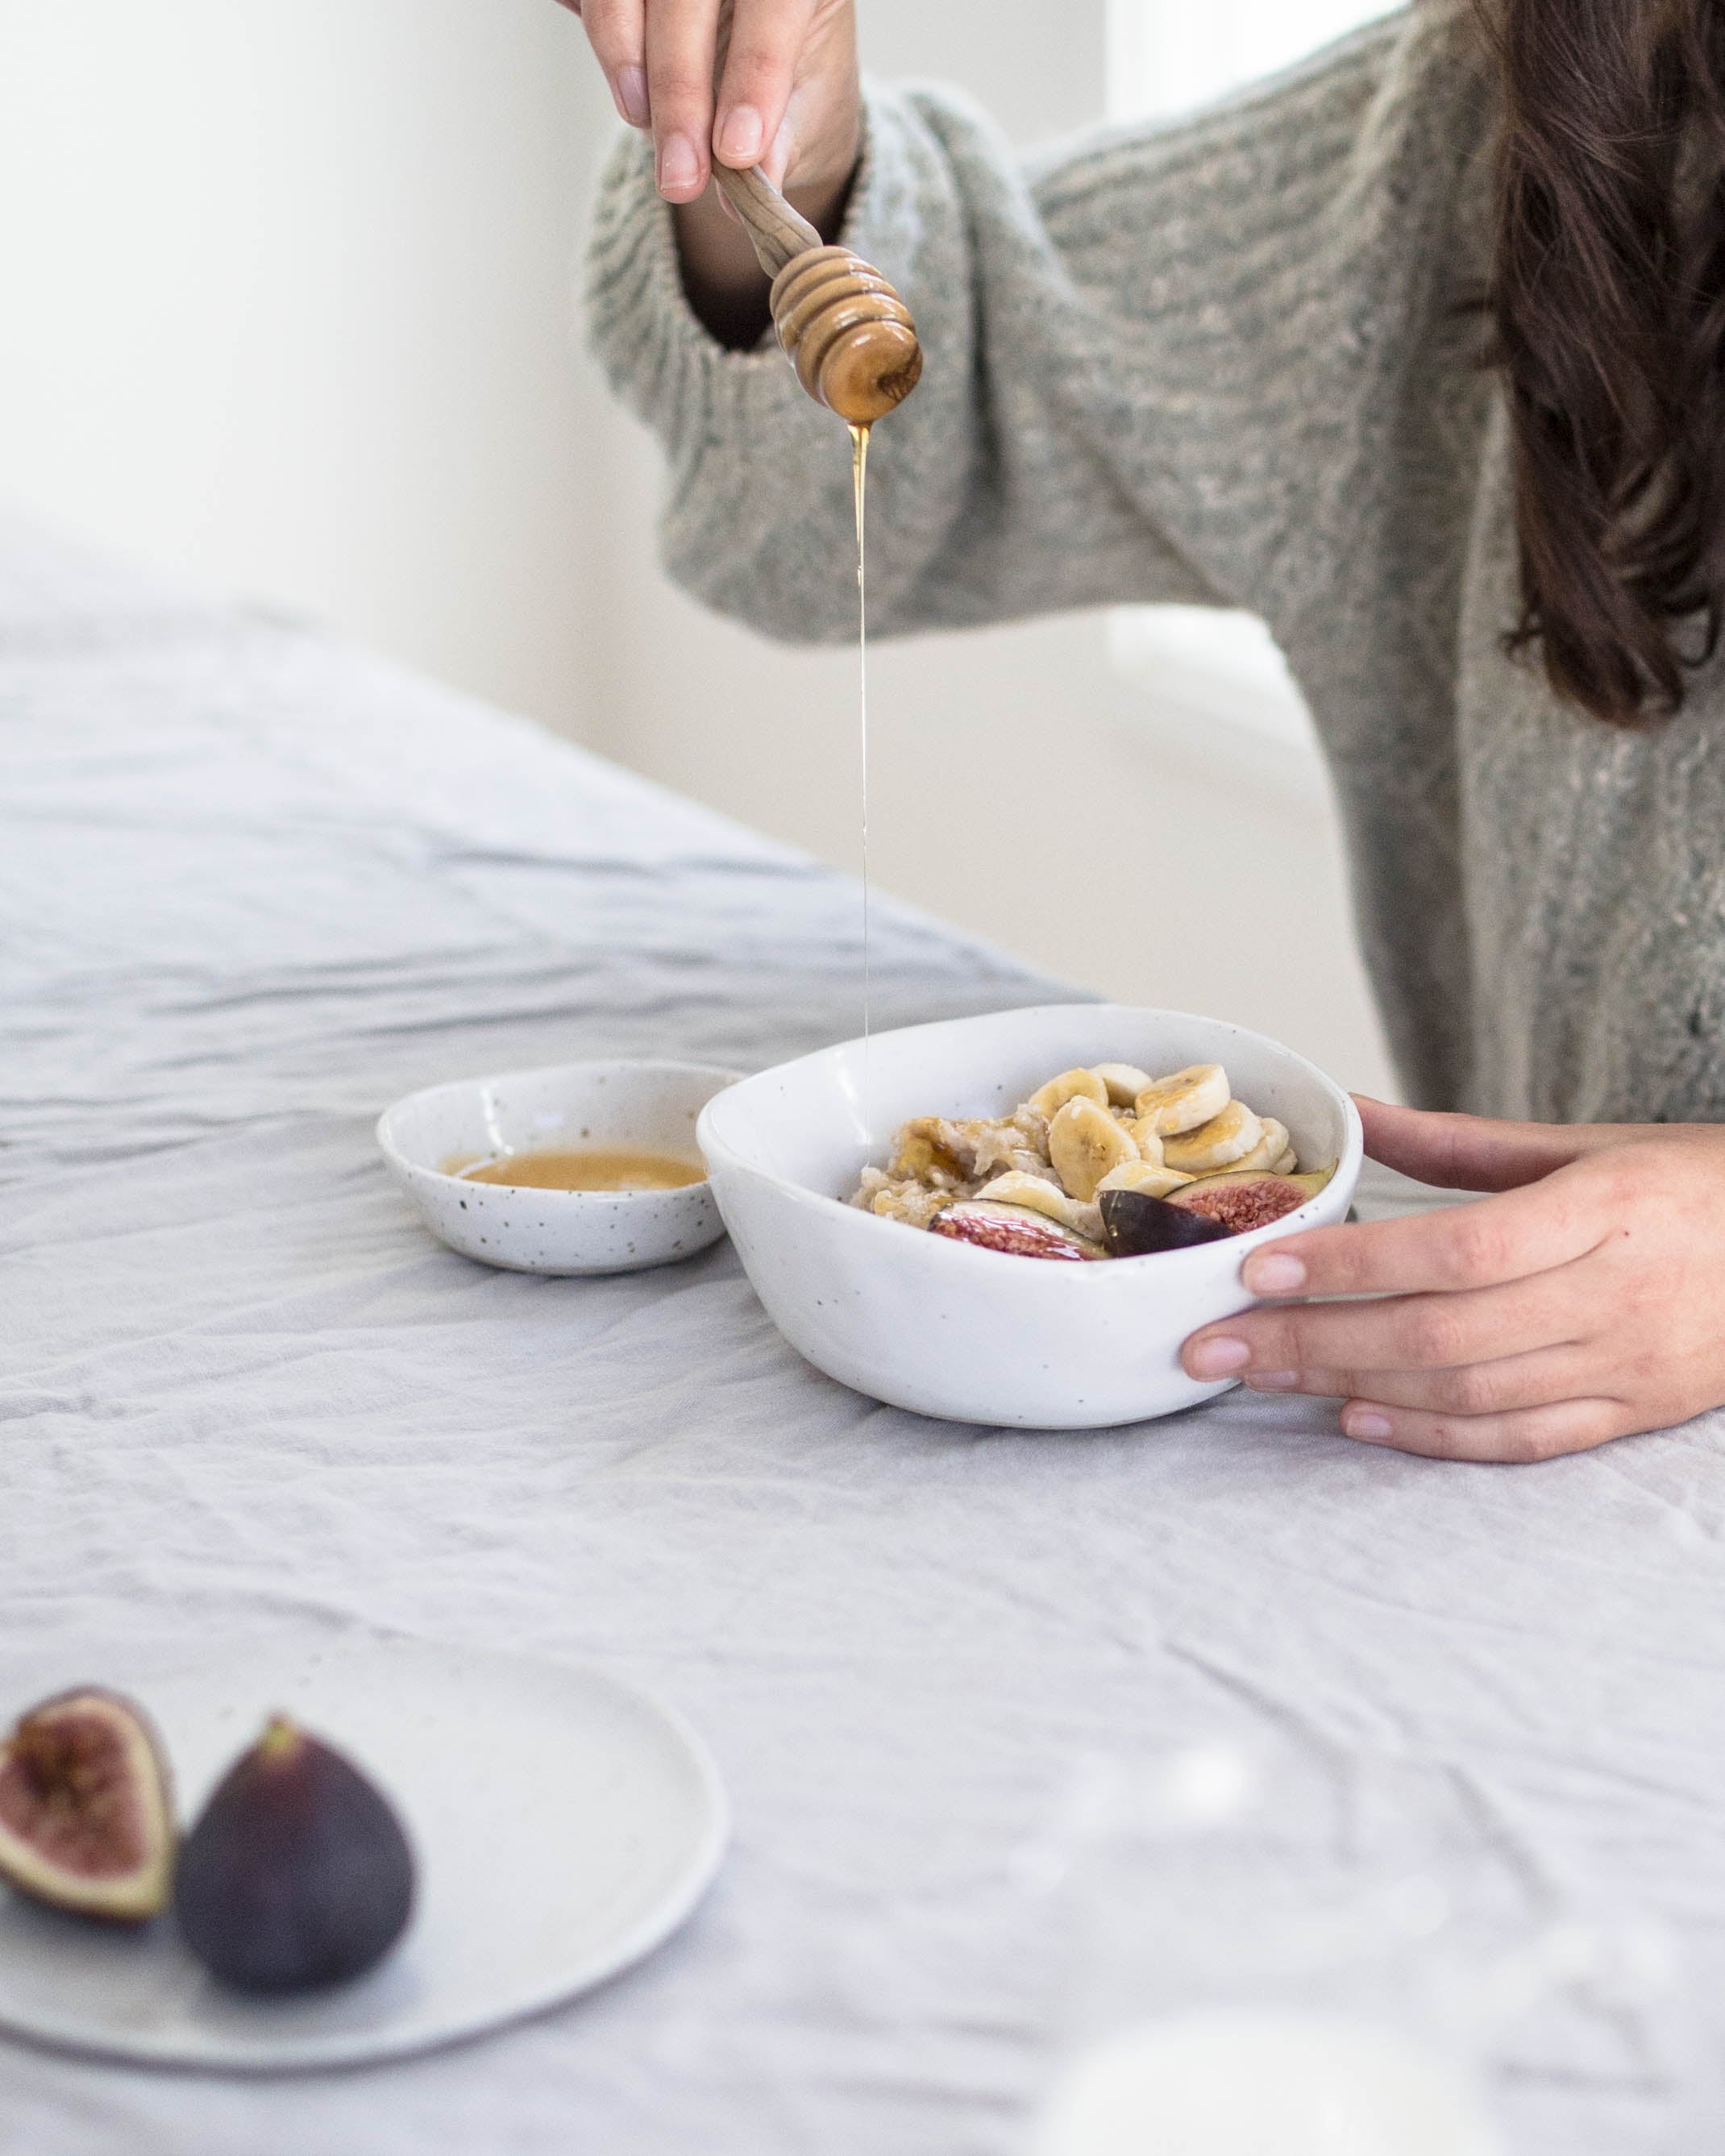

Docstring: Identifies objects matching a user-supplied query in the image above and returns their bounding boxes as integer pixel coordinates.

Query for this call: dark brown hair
[1483,0,1725,723]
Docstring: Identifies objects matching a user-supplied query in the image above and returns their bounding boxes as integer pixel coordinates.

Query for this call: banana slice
[1162,1098,1264,1174]
[1126,1118,1166,1168]
[1226,1116,1291,1175]
[1029,1068,1109,1119]
[1090,1062,1153,1109]
[975,1173,1103,1244]
[1049,1096,1141,1200]
[1133,1064,1231,1136]
[1093,1159,1194,1201]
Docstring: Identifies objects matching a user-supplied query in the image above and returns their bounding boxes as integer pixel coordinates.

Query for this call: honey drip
[851,421,871,1053]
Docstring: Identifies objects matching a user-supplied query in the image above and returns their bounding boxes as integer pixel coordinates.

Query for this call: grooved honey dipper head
[769,247,924,426]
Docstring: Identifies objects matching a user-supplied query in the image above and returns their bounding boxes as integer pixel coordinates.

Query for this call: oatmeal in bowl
[696,1004,1362,1429]
[852,1057,1334,1261]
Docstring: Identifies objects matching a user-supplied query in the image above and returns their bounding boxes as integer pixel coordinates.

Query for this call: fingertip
[614,64,650,128]
[656,130,705,199]
[714,103,764,167]
[1241,1250,1307,1297]
[1341,1403,1395,1442]
[759,116,795,193]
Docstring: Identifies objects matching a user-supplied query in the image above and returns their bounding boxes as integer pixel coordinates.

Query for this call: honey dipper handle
[710,164,824,279]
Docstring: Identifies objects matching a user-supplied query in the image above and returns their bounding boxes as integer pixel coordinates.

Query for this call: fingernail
[717,103,763,164]
[1189,1337,1250,1380]
[615,65,649,127]
[1245,1252,1307,1295]
[1344,1408,1394,1440]
[763,116,795,189]
[658,132,700,193]
[1245,1370,1299,1392]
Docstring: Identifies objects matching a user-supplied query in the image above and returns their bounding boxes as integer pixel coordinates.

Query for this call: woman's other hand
[1181,1097,1725,1461]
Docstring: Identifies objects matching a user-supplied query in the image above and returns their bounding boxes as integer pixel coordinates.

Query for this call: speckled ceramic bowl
[377,1059,742,1275]
[697,1006,1361,1427]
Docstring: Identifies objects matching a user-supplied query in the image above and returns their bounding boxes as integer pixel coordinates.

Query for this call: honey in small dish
[446,1149,704,1193]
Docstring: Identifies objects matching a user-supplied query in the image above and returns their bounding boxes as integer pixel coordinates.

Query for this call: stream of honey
[850,422,871,1052]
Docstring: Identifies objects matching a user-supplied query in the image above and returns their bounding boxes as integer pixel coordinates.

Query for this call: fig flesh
[1098,1186,1233,1258]
[1168,1172,1314,1234]
[0,1689,174,1921]
[930,1199,1105,1261]
[174,1718,414,1993]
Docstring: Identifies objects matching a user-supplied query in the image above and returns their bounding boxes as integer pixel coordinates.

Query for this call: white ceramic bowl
[696,1005,1361,1428]
[378,1059,742,1275]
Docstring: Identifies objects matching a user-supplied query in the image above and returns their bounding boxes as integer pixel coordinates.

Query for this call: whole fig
[0,1688,174,1921]
[174,1718,414,1992]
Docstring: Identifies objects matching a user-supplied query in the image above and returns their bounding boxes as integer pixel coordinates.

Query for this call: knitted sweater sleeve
[583,6,1485,651]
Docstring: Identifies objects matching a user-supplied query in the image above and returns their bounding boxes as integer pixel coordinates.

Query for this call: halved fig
[1099,1186,1233,1258]
[1174,1165,1332,1205]
[1168,1170,1318,1234]
[0,1688,175,1921]
[931,1199,1105,1261]
[174,1717,415,1993]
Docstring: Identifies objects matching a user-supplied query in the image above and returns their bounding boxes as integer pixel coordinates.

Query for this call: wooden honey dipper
[710,164,923,426]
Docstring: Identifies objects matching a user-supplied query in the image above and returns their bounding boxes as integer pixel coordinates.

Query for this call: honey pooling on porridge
[848,1062,1334,1261]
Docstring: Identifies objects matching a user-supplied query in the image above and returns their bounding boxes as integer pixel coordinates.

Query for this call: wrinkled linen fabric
[588,4,1725,1132]
[2,512,1723,2154]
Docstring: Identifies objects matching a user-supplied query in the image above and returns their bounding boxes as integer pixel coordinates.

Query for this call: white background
[0,0,1397,1096]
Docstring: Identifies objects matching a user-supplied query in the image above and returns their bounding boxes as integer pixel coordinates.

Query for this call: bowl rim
[375,1056,747,1199]
[696,1003,1362,1277]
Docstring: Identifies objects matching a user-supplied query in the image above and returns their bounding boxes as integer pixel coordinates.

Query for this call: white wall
[0,0,1397,1097]
[0,0,601,733]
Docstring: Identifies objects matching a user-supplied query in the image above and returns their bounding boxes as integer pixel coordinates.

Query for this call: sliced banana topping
[1028,1067,1109,1119]
[1049,1096,1141,1201]
[1090,1062,1153,1109]
[1133,1063,1232,1136]
[1125,1118,1166,1168]
[1227,1116,1291,1175]
[1162,1098,1264,1174]
[1093,1159,1195,1201]
[975,1173,1103,1242]
[854,1059,1315,1256]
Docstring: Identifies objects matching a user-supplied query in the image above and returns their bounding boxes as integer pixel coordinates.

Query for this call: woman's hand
[559,0,859,340]
[1181,1097,1725,1461]
[559,0,859,210]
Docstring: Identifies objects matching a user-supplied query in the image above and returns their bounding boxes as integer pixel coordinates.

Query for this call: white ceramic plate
[0,1637,727,2072]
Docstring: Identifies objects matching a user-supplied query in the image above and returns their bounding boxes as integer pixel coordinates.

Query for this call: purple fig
[0,1689,174,1922]
[1098,1187,1233,1258]
[1168,1172,1313,1233]
[931,1199,1105,1261]
[174,1718,414,1993]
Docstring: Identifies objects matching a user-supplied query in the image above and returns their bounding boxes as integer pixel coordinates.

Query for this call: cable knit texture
[587,4,1725,1124]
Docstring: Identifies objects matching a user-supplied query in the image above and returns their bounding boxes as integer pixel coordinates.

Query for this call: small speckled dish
[377,1059,743,1275]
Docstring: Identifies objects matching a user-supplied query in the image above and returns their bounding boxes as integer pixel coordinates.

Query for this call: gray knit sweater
[587,5,1725,1124]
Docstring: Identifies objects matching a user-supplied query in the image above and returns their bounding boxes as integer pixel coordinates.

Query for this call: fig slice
[0,1688,174,1922]
[1167,1171,1315,1234]
[1099,1186,1233,1258]
[174,1717,415,1993]
[930,1198,1105,1261]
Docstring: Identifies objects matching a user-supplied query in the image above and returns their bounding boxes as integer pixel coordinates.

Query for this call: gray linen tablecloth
[2,513,1722,2154]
